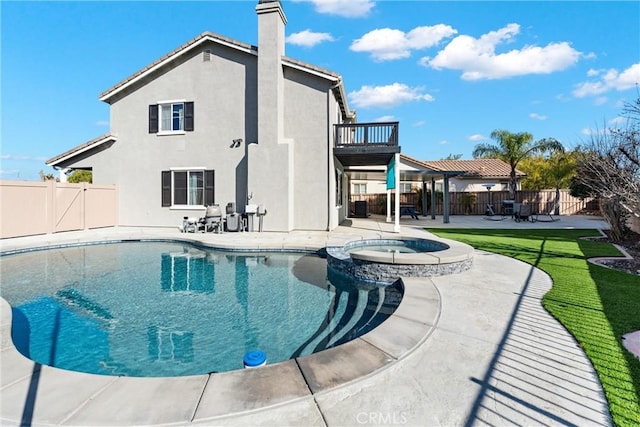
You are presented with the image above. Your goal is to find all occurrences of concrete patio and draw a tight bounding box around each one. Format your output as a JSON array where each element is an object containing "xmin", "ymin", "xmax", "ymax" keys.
[{"xmin": 0, "ymin": 215, "xmax": 613, "ymax": 426}]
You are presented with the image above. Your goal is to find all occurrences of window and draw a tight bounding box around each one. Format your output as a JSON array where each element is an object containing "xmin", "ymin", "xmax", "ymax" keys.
[
  {"xmin": 353, "ymin": 183, "xmax": 367, "ymax": 194},
  {"xmin": 162, "ymin": 169, "xmax": 214, "ymax": 207},
  {"xmin": 149, "ymin": 101, "xmax": 194, "ymax": 133},
  {"xmin": 161, "ymin": 103, "xmax": 183, "ymax": 131},
  {"xmin": 400, "ymin": 182, "xmax": 414, "ymax": 193}
]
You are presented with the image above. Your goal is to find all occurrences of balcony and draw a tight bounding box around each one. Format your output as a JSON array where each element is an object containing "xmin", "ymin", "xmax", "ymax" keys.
[{"xmin": 334, "ymin": 122, "xmax": 400, "ymax": 166}]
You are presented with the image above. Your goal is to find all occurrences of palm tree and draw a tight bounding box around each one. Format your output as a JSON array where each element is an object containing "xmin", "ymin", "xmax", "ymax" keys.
[{"xmin": 472, "ymin": 130, "xmax": 564, "ymax": 200}]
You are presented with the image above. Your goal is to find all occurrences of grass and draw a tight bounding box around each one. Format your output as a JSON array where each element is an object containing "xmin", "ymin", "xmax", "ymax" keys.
[{"xmin": 427, "ymin": 228, "xmax": 640, "ymax": 427}]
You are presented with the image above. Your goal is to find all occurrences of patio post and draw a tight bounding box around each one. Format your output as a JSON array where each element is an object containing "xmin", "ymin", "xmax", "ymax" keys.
[
  {"xmin": 386, "ymin": 189, "xmax": 391, "ymax": 222},
  {"xmin": 422, "ymin": 180, "xmax": 428, "ymax": 217},
  {"xmin": 431, "ymin": 177, "xmax": 436, "ymax": 220},
  {"xmin": 443, "ymin": 174, "xmax": 450, "ymax": 223},
  {"xmin": 394, "ymin": 152, "xmax": 400, "ymax": 233}
]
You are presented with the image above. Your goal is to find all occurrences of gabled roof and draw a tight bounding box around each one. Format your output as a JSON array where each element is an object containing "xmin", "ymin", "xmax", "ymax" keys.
[
  {"xmin": 99, "ymin": 31, "xmax": 255, "ymax": 102},
  {"xmin": 98, "ymin": 31, "xmax": 354, "ymax": 118},
  {"xmin": 46, "ymin": 134, "xmax": 117, "ymax": 167},
  {"xmin": 421, "ymin": 159, "xmax": 526, "ymax": 179}
]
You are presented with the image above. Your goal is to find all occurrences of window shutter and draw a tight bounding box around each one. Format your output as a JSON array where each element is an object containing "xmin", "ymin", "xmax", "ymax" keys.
[
  {"xmin": 161, "ymin": 171, "xmax": 171, "ymax": 206},
  {"xmin": 149, "ymin": 104, "xmax": 159, "ymax": 133},
  {"xmin": 184, "ymin": 102, "xmax": 194, "ymax": 131},
  {"xmin": 204, "ymin": 170, "xmax": 214, "ymax": 205}
]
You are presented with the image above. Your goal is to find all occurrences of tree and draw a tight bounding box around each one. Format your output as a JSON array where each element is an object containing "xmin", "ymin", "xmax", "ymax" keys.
[
  {"xmin": 39, "ymin": 170, "xmax": 57, "ymax": 182},
  {"xmin": 442, "ymin": 153, "xmax": 463, "ymax": 160},
  {"xmin": 67, "ymin": 170, "xmax": 93, "ymax": 183},
  {"xmin": 472, "ymin": 130, "xmax": 564, "ymax": 200},
  {"xmin": 518, "ymin": 156, "xmax": 549, "ymax": 190},
  {"xmin": 572, "ymin": 96, "xmax": 640, "ymax": 241},
  {"xmin": 547, "ymin": 151, "xmax": 578, "ymax": 214},
  {"xmin": 521, "ymin": 152, "xmax": 579, "ymax": 214}
]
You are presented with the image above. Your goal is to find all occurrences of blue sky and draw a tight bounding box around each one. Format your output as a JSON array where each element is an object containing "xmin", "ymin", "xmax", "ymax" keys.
[{"xmin": 2, "ymin": 0, "xmax": 639, "ymax": 181}]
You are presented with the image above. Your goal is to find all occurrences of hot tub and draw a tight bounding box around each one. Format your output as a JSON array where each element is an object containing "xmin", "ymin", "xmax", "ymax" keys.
[{"xmin": 327, "ymin": 237, "xmax": 473, "ymax": 284}]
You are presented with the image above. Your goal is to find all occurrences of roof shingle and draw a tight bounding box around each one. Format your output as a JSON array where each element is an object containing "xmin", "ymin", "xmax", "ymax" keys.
[{"xmin": 421, "ymin": 159, "xmax": 525, "ymax": 178}]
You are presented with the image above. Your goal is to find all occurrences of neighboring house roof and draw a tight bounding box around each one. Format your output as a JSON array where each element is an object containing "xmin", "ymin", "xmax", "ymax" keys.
[
  {"xmin": 399, "ymin": 154, "xmax": 469, "ymax": 176},
  {"xmin": 98, "ymin": 31, "xmax": 355, "ymax": 119},
  {"xmin": 420, "ymin": 159, "xmax": 526, "ymax": 179},
  {"xmin": 46, "ymin": 134, "xmax": 117, "ymax": 167}
]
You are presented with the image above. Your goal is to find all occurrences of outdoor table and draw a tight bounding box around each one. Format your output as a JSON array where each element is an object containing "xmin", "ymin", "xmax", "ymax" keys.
[{"xmin": 400, "ymin": 205, "xmax": 419, "ymax": 219}]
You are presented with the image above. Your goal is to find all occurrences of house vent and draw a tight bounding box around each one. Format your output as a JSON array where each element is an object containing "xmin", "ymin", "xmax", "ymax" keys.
[{"xmin": 203, "ymin": 49, "xmax": 212, "ymax": 62}]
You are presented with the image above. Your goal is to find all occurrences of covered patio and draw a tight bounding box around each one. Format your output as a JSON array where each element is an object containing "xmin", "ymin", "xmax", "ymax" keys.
[{"xmin": 341, "ymin": 153, "xmax": 465, "ymax": 228}]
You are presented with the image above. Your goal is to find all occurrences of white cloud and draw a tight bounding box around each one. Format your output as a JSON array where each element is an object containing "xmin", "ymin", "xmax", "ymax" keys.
[
  {"xmin": 573, "ymin": 63, "xmax": 640, "ymax": 97},
  {"xmin": 0, "ymin": 169, "xmax": 20, "ymax": 176},
  {"xmin": 95, "ymin": 120, "xmax": 109, "ymax": 126},
  {"xmin": 423, "ymin": 23, "xmax": 582, "ymax": 80},
  {"xmin": 468, "ymin": 134, "xmax": 487, "ymax": 141},
  {"xmin": 529, "ymin": 112, "xmax": 548, "ymax": 120},
  {"xmin": 581, "ymin": 127, "xmax": 609, "ymax": 136},
  {"xmin": 350, "ymin": 25, "xmax": 457, "ymax": 61},
  {"xmin": 348, "ymin": 83, "xmax": 434, "ymax": 109},
  {"xmin": 413, "ymin": 120, "xmax": 426, "ymax": 127},
  {"xmin": 374, "ymin": 115, "xmax": 396, "ymax": 122},
  {"xmin": 0, "ymin": 154, "xmax": 46, "ymax": 161},
  {"xmin": 286, "ymin": 29, "xmax": 335, "ymax": 48},
  {"xmin": 438, "ymin": 140, "xmax": 449, "ymax": 145},
  {"xmin": 609, "ymin": 116, "xmax": 626, "ymax": 125},
  {"xmin": 292, "ymin": 0, "xmax": 375, "ymax": 18},
  {"xmin": 594, "ymin": 96, "xmax": 608, "ymax": 105}
]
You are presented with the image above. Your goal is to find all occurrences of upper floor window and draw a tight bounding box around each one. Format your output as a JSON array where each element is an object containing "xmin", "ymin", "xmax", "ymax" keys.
[
  {"xmin": 149, "ymin": 101, "xmax": 194, "ymax": 134},
  {"xmin": 161, "ymin": 103, "xmax": 183, "ymax": 131}
]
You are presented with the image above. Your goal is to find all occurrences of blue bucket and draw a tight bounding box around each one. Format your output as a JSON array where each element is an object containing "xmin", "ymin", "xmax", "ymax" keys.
[{"xmin": 243, "ymin": 350, "xmax": 267, "ymax": 368}]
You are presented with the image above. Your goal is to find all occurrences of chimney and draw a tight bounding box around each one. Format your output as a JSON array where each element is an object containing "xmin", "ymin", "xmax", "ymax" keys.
[
  {"xmin": 249, "ymin": 1, "xmax": 293, "ymax": 231},
  {"xmin": 256, "ymin": 0, "xmax": 286, "ymax": 146}
]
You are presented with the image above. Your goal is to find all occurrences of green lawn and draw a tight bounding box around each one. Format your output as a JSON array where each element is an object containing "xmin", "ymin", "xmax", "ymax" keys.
[{"xmin": 428, "ymin": 228, "xmax": 640, "ymax": 427}]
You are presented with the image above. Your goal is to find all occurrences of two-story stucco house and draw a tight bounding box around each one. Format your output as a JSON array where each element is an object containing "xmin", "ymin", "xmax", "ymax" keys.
[{"xmin": 46, "ymin": 0, "xmax": 402, "ymax": 232}]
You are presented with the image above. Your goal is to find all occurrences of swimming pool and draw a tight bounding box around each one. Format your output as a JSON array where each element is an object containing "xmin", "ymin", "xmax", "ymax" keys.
[{"xmin": 0, "ymin": 241, "xmax": 402, "ymax": 377}]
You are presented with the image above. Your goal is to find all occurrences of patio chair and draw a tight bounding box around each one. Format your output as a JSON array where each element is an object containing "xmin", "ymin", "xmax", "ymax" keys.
[
  {"xmin": 203, "ymin": 204, "xmax": 224, "ymax": 233},
  {"xmin": 515, "ymin": 203, "xmax": 534, "ymax": 223},
  {"xmin": 534, "ymin": 202, "xmax": 560, "ymax": 222}
]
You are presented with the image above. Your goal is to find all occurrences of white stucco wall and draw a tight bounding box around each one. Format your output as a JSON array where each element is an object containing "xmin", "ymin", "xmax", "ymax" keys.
[{"xmin": 284, "ymin": 68, "xmax": 335, "ymax": 230}]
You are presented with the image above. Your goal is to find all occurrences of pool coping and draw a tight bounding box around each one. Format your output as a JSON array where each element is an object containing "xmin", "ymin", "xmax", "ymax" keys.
[{"xmin": 0, "ymin": 232, "xmax": 442, "ymax": 426}]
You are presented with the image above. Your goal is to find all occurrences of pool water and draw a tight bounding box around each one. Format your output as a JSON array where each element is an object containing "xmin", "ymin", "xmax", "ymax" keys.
[
  {"xmin": 0, "ymin": 242, "xmax": 401, "ymax": 377},
  {"xmin": 348, "ymin": 244, "xmax": 420, "ymax": 253},
  {"xmin": 345, "ymin": 239, "xmax": 447, "ymax": 255}
]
